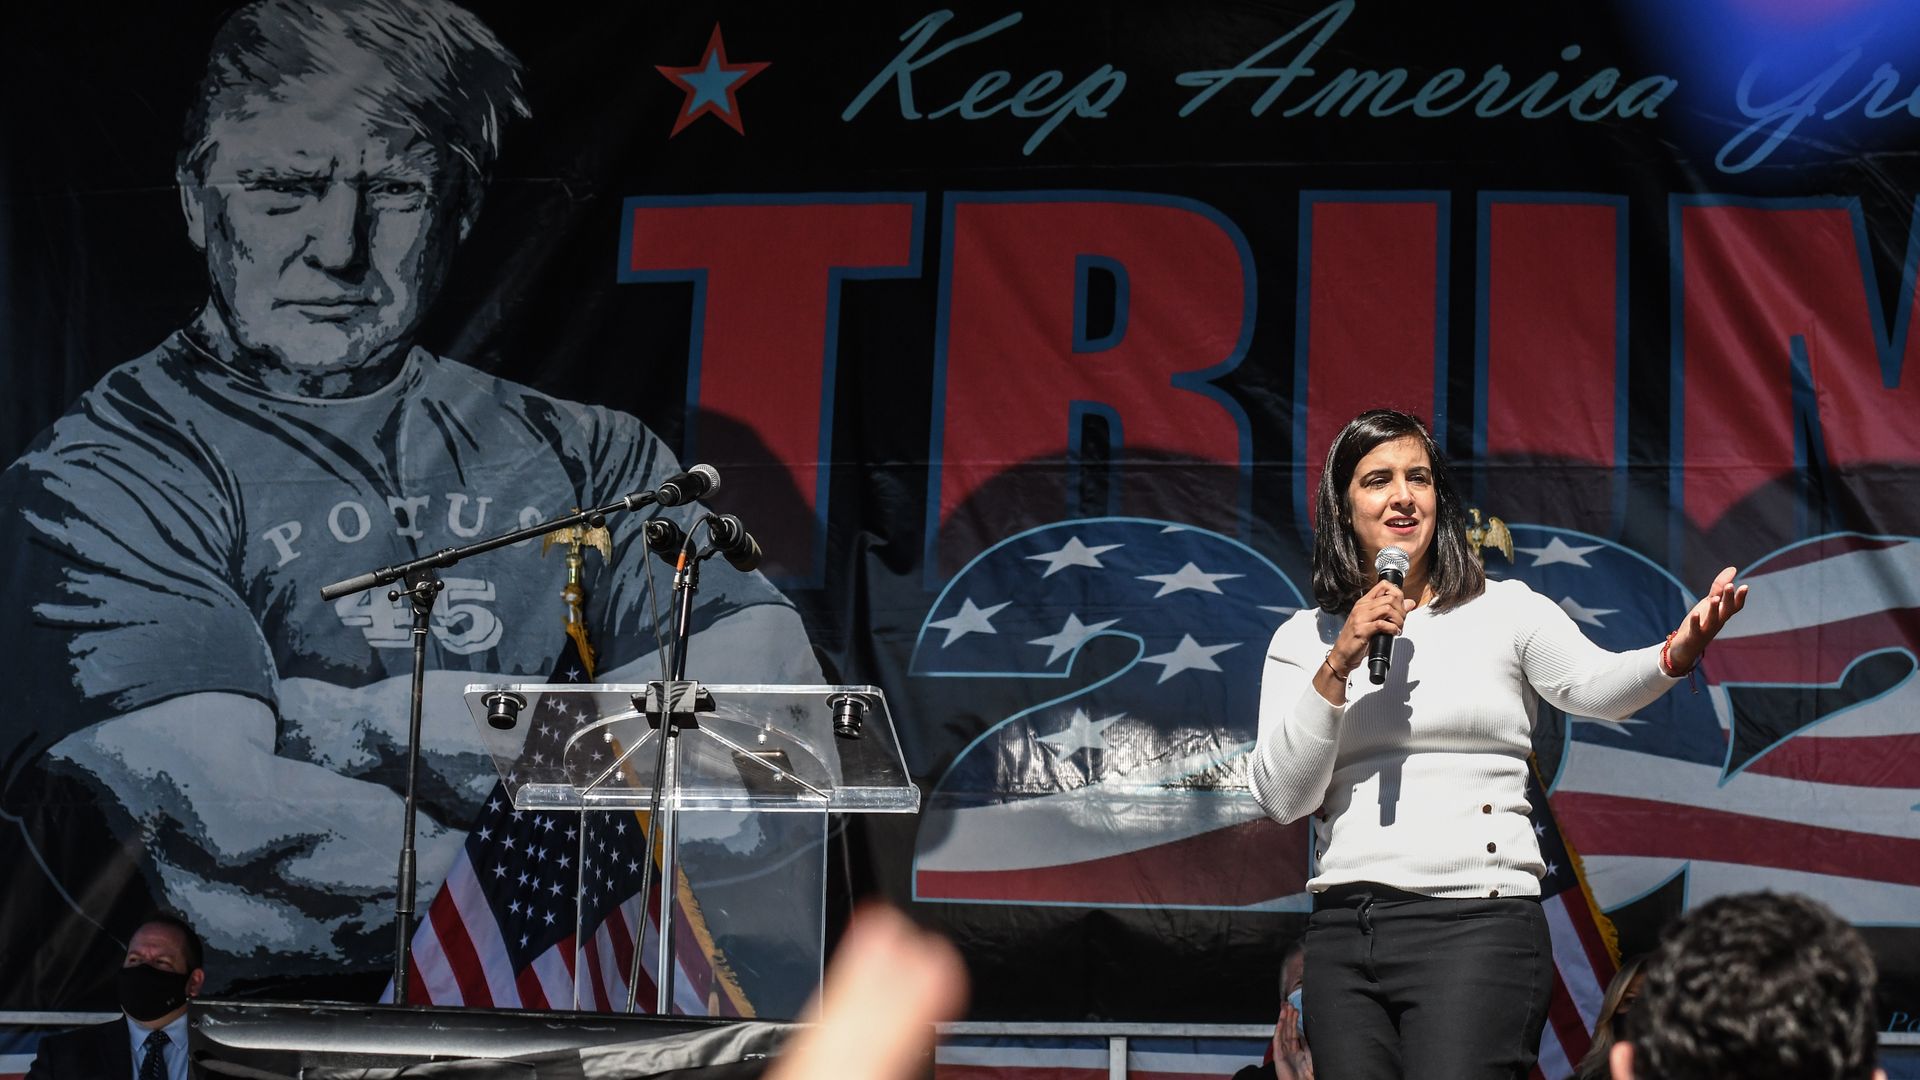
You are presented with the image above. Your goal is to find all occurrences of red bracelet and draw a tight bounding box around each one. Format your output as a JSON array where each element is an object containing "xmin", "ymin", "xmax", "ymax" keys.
[{"xmin": 1662, "ymin": 630, "xmax": 1703, "ymax": 692}]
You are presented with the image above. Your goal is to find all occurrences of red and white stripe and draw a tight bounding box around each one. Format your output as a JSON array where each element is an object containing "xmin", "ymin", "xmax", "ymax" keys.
[
  {"xmin": 914, "ymin": 780, "xmax": 1313, "ymax": 910},
  {"xmin": 397, "ymin": 848, "xmax": 719, "ymax": 1014},
  {"xmin": 1532, "ymin": 888, "xmax": 1614, "ymax": 1080}
]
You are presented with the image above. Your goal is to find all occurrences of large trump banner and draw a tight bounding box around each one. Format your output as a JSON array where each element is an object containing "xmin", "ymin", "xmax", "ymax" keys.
[{"xmin": 2, "ymin": 0, "xmax": 1917, "ymax": 1031}]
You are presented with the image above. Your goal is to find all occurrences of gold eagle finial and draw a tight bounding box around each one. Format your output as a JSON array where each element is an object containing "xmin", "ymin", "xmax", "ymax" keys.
[
  {"xmin": 1466, "ymin": 507, "xmax": 1514, "ymax": 565},
  {"xmin": 541, "ymin": 515, "xmax": 613, "ymax": 677}
]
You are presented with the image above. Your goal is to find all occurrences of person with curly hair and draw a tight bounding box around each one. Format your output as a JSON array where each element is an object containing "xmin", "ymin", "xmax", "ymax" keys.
[{"xmin": 1611, "ymin": 892, "xmax": 1883, "ymax": 1080}]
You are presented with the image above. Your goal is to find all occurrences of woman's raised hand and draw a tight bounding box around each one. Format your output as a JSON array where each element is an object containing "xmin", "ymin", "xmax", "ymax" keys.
[{"xmin": 1665, "ymin": 566, "xmax": 1749, "ymax": 674}]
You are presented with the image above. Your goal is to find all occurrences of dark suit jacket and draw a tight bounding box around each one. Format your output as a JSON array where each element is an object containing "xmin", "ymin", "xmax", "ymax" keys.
[{"xmin": 25, "ymin": 1018, "xmax": 131, "ymax": 1080}]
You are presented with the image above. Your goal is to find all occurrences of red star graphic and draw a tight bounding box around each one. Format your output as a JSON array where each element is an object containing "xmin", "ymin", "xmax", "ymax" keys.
[{"xmin": 655, "ymin": 25, "xmax": 770, "ymax": 138}]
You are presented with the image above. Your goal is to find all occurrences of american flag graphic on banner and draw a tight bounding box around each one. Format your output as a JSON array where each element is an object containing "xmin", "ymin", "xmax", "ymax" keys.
[
  {"xmin": 909, "ymin": 518, "xmax": 1306, "ymax": 910},
  {"xmin": 1501, "ymin": 527, "xmax": 1920, "ymax": 926},
  {"xmin": 396, "ymin": 633, "xmax": 749, "ymax": 1014},
  {"xmin": 1523, "ymin": 760, "xmax": 1616, "ymax": 1080}
]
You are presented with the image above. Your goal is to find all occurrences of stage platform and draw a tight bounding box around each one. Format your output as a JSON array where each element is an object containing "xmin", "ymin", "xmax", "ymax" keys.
[{"xmin": 2, "ymin": 1011, "xmax": 1915, "ymax": 1078}]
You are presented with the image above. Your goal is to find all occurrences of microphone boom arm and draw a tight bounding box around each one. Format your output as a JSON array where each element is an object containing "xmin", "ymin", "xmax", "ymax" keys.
[{"xmin": 319, "ymin": 488, "xmax": 661, "ymax": 602}]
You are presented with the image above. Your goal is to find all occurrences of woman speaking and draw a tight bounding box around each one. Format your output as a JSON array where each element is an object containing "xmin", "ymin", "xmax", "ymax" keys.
[{"xmin": 1251, "ymin": 409, "xmax": 1747, "ymax": 1080}]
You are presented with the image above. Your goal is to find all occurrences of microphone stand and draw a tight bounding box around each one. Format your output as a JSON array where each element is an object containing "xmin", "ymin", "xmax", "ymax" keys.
[
  {"xmin": 319, "ymin": 488, "xmax": 664, "ymax": 1005},
  {"xmin": 608, "ymin": 515, "xmax": 794, "ymax": 1014},
  {"xmin": 624, "ymin": 526, "xmax": 708, "ymax": 1013},
  {"xmin": 391, "ymin": 567, "xmax": 441, "ymax": 1006}
]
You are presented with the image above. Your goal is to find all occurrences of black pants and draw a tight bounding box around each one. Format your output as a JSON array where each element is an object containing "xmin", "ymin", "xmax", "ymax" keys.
[{"xmin": 1302, "ymin": 883, "xmax": 1553, "ymax": 1080}]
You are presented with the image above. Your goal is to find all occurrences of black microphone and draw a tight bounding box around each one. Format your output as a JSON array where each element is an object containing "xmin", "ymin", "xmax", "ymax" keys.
[
  {"xmin": 1367, "ymin": 546, "xmax": 1411, "ymax": 685},
  {"xmin": 320, "ymin": 570, "xmax": 382, "ymax": 602},
  {"xmin": 705, "ymin": 514, "xmax": 763, "ymax": 572},
  {"xmin": 655, "ymin": 464, "xmax": 720, "ymax": 507},
  {"xmin": 642, "ymin": 517, "xmax": 685, "ymax": 561}
]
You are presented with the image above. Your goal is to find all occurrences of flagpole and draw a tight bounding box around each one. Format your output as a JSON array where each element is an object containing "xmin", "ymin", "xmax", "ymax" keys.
[{"xmin": 546, "ymin": 524, "xmax": 607, "ymax": 1013}]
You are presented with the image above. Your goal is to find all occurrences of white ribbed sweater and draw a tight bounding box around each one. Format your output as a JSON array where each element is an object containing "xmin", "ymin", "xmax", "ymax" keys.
[{"xmin": 1250, "ymin": 578, "xmax": 1680, "ymax": 898}]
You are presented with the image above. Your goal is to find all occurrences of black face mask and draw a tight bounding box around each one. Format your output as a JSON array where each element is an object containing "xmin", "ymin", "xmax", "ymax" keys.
[{"xmin": 116, "ymin": 963, "xmax": 190, "ymax": 1023}]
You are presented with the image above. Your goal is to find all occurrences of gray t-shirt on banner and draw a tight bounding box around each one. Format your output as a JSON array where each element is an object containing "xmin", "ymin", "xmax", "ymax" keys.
[{"xmin": 0, "ymin": 330, "xmax": 793, "ymax": 773}]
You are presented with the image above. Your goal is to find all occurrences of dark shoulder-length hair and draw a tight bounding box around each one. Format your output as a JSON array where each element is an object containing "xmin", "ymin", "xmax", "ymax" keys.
[{"xmin": 1310, "ymin": 408, "xmax": 1485, "ymax": 614}]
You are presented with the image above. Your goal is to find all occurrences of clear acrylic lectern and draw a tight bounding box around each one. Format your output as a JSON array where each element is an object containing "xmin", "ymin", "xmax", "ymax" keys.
[{"xmin": 463, "ymin": 682, "xmax": 917, "ymax": 1019}]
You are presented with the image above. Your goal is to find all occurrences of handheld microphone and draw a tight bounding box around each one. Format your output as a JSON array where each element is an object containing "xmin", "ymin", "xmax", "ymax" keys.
[
  {"xmin": 655, "ymin": 464, "xmax": 720, "ymax": 507},
  {"xmin": 1368, "ymin": 546, "xmax": 1411, "ymax": 685},
  {"xmin": 705, "ymin": 514, "xmax": 763, "ymax": 572}
]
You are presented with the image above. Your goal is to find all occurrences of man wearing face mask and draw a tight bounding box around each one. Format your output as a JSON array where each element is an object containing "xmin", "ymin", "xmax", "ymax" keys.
[
  {"xmin": 1235, "ymin": 938, "xmax": 1313, "ymax": 1080},
  {"xmin": 27, "ymin": 913, "xmax": 205, "ymax": 1080}
]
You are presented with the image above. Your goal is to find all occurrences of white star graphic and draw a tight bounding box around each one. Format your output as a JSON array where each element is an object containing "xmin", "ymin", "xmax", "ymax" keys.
[
  {"xmin": 1028, "ymin": 613, "xmax": 1121, "ymax": 665},
  {"xmin": 566, "ymin": 666, "xmax": 583, "ymax": 680},
  {"xmin": 927, "ymin": 597, "xmax": 1012, "ymax": 647},
  {"xmin": 1038, "ymin": 708, "xmax": 1125, "ymax": 755},
  {"xmin": 1544, "ymin": 860, "xmax": 1560, "ymax": 879},
  {"xmin": 1571, "ymin": 714, "xmax": 1646, "ymax": 736},
  {"xmin": 1137, "ymin": 562, "xmax": 1244, "ymax": 598},
  {"xmin": 1557, "ymin": 596, "xmax": 1619, "ymax": 627},
  {"xmin": 1026, "ymin": 535, "xmax": 1122, "ymax": 577},
  {"xmin": 1139, "ymin": 635, "xmax": 1240, "ymax": 683},
  {"xmin": 1516, "ymin": 537, "xmax": 1604, "ymax": 567}
]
